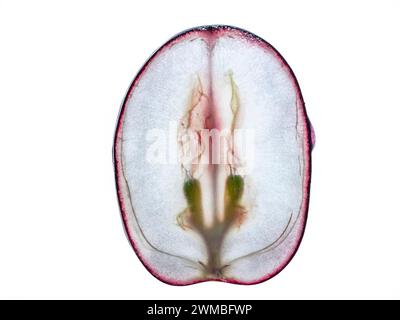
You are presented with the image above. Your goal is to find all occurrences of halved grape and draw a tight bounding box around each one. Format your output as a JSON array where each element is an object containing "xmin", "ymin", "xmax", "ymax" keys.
[{"xmin": 114, "ymin": 25, "xmax": 313, "ymax": 285}]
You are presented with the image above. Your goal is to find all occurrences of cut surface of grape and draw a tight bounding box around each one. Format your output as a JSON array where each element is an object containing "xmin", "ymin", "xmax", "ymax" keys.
[{"xmin": 114, "ymin": 25, "xmax": 312, "ymax": 285}]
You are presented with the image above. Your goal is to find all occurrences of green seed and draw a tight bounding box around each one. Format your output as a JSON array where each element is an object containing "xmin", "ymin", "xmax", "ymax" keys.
[
  {"xmin": 226, "ymin": 175, "xmax": 244, "ymax": 205},
  {"xmin": 183, "ymin": 179, "xmax": 203, "ymax": 227}
]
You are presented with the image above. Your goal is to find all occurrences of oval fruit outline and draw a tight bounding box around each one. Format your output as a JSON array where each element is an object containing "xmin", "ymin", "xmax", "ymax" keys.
[{"xmin": 114, "ymin": 25, "xmax": 313, "ymax": 285}]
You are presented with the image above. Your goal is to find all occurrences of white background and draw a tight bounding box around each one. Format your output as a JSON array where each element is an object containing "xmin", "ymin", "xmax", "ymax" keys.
[{"xmin": 1, "ymin": 0, "xmax": 399, "ymax": 299}]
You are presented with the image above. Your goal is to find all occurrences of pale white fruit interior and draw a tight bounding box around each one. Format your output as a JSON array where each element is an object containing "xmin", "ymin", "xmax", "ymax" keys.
[{"xmin": 118, "ymin": 33, "xmax": 306, "ymax": 283}]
